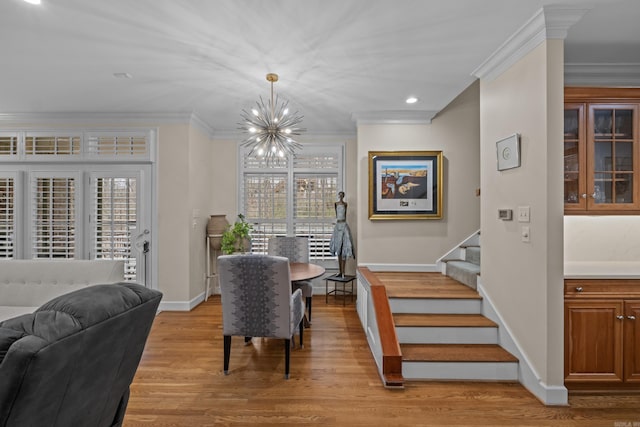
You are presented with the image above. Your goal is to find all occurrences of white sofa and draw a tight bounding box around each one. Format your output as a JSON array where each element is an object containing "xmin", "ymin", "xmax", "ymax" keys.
[{"xmin": 0, "ymin": 259, "xmax": 125, "ymax": 322}]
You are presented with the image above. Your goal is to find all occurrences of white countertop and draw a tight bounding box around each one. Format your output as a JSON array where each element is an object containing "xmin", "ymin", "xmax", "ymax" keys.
[{"xmin": 564, "ymin": 261, "xmax": 640, "ymax": 279}]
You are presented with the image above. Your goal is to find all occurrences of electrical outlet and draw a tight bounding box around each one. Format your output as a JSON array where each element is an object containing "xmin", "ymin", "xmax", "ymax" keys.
[
  {"xmin": 521, "ymin": 226, "xmax": 530, "ymax": 243},
  {"xmin": 518, "ymin": 206, "xmax": 530, "ymax": 223}
]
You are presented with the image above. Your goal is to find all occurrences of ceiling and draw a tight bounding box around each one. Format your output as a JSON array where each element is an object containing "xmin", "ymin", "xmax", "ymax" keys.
[{"xmin": 1, "ymin": 0, "xmax": 639, "ymax": 137}]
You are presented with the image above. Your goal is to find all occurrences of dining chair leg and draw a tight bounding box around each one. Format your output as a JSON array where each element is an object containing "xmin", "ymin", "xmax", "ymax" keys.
[
  {"xmin": 223, "ymin": 335, "xmax": 231, "ymax": 375},
  {"xmin": 306, "ymin": 297, "xmax": 312, "ymax": 322},
  {"xmin": 284, "ymin": 339, "xmax": 291, "ymax": 379},
  {"xmin": 299, "ymin": 320, "xmax": 304, "ymax": 348},
  {"xmin": 244, "ymin": 336, "xmax": 252, "ymax": 345}
]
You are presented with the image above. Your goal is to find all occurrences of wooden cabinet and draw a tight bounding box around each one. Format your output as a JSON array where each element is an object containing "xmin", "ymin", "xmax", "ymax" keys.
[
  {"xmin": 564, "ymin": 88, "xmax": 640, "ymax": 214},
  {"xmin": 564, "ymin": 279, "xmax": 640, "ymax": 390}
]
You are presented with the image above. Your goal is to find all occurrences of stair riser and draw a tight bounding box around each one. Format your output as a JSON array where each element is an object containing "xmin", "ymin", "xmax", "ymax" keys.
[
  {"xmin": 464, "ymin": 247, "xmax": 481, "ymax": 265},
  {"xmin": 402, "ymin": 361, "xmax": 518, "ymax": 381},
  {"xmin": 389, "ymin": 298, "xmax": 482, "ymax": 314},
  {"xmin": 396, "ymin": 327, "xmax": 498, "ymax": 344}
]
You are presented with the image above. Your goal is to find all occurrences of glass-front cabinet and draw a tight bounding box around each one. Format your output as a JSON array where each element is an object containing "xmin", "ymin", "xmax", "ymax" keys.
[
  {"xmin": 564, "ymin": 88, "xmax": 640, "ymax": 214},
  {"xmin": 564, "ymin": 104, "xmax": 586, "ymax": 210}
]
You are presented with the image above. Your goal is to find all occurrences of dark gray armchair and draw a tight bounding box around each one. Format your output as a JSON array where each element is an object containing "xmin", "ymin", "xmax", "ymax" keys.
[{"xmin": 0, "ymin": 282, "xmax": 162, "ymax": 427}]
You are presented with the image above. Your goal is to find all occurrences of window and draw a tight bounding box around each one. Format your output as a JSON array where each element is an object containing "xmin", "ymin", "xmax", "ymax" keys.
[
  {"xmin": 0, "ymin": 129, "xmax": 154, "ymax": 283},
  {"xmin": 0, "ymin": 175, "xmax": 15, "ymax": 258},
  {"xmin": 240, "ymin": 144, "xmax": 343, "ymax": 261},
  {"xmin": 31, "ymin": 173, "xmax": 78, "ymax": 258},
  {"xmin": 91, "ymin": 175, "xmax": 139, "ymax": 279}
]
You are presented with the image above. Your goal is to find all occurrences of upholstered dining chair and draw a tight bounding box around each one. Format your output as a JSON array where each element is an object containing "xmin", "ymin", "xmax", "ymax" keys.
[
  {"xmin": 217, "ymin": 254, "xmax": 305, "ymax": 379},
  {"xmin": 267, "ymin": 236, "xmax": 314, "ymax": 322}
]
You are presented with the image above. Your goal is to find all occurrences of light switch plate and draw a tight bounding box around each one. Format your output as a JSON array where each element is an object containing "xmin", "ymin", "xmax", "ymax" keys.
[{"xmin": 518, "ymin": 206, "xmax": 530, "ymax": 223}]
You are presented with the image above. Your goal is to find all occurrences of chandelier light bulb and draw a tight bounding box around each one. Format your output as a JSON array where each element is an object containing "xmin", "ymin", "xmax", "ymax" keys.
[
  {"xmin": 249, "ymin": 127, "xmax": 256, "ymax": 133},
  {"xmin": 284, "ymin": 128, "xmax": 292, "ymax": 134},
  {"xmin": 252, "ymin": 108, "xmax": 259, "ymax": 116}
]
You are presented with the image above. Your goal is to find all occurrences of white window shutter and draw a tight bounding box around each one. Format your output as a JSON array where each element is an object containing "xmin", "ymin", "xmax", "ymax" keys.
[
  {"xmin": 30, "ymin": 173, "xmax": 78, "ymax": 258},
  {"xmin": 0, "ymin": 175, "xmax": 15, "ymax": 258}
]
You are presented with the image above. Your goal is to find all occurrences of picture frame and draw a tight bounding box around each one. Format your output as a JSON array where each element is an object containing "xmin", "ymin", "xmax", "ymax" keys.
[
  {"xmin": 496, "ymin": 133, "xmax": 520, "ymax": 171},
  {"xmin": 368, "ymin": 150, "xmax": 443, "ymax": 220}
]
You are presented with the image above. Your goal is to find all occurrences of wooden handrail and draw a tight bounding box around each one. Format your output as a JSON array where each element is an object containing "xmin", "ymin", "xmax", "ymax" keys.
[{"xmin": 358, "ymin": 267, "xmax": 403, "ymax": 388}]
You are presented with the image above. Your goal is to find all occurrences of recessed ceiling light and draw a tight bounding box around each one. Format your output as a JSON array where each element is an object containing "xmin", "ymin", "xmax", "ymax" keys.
[
  {"xmin": 23, "ymin": 0, "xmax": 41, "ymax": 4},
  {"xmin": 406, "ymin": 96, "xmax": 418, "ymax": 104},
  {"xmin": 113, "ymin": 72, "xmax": 133, "ymax": 79}
]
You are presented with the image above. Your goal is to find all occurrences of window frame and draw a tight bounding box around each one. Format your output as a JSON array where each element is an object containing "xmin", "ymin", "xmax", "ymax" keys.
[{"xmin": 238, "ymin": 142, "xmax": 345, "ymax": 265}]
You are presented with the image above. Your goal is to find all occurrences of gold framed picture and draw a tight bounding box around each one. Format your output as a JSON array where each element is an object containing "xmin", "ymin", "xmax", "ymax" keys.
[{"xmin": 368, "ymin": 150, "xmax": 443, "ymax": 220}]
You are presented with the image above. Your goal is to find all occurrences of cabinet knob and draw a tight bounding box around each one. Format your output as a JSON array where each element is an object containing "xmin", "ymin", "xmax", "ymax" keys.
[
  {"xmin": 617, "ymin": 315, "xmax": 625, "ymax": 320},
  {"xmin": 581, "ymin": 193, "xmax": 587, "ymax": 199},
  {"xmin": 575, "ymin": 286, "xmax": 583, "ymax": 292},
  {"xmin": 628, "ymin": 316, "xmax": 637, "ymax": 320}
]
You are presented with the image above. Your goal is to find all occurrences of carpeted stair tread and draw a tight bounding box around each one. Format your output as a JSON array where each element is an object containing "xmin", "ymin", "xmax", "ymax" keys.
[
  {"xmin": 401, "ymin": 344, "xmax": 518, "ymax": 363},
  {"xmin": 394, "ymin": 313, "xmax": 497, "ymax": 328}
]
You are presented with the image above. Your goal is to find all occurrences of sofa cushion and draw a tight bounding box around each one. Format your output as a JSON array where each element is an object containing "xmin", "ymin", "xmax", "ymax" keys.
[
  {"xmin": 0, "ymin": 259, "xmax": 125, "ymax": 307},
  {"xmin": 0, "ymin": 307, "xmax": 37, "ymax": 323}
]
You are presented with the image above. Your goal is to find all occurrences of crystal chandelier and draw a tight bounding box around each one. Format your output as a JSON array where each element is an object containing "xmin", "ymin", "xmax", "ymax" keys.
[{"xmin": 239, "ymin": 73, "xmax": 305, "ymax": 161}]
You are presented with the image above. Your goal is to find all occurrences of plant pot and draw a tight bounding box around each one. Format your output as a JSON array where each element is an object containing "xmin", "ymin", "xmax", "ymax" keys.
[{"xmin": 207, "ymin": 214, "xmax": 228, "ymax": 251}]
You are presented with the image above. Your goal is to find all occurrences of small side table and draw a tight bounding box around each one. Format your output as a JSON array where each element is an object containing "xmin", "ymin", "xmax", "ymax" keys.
[{"xmin": 325, "ymin": 274, "xmax": 356, "ymax": 305}]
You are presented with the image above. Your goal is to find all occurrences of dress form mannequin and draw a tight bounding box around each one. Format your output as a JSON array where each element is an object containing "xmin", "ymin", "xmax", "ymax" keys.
[{"xmin": 329, "ymin": 191, "xmax": 355, "ymax": 277}]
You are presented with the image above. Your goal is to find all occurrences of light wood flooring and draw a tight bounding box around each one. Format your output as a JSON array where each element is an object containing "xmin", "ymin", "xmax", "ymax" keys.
[{"xmin": 124, "ymin": 283, "xmax": 640, "ymax": 426}]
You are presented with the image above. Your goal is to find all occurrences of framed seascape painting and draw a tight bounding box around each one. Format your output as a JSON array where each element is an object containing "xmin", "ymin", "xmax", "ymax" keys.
[{"xmin": 368, "ymin": 150, "xmax": 443, "ymax": 220}]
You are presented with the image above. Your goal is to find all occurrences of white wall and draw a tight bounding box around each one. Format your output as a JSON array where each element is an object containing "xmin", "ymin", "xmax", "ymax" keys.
[
  {"xmin": 479, "ymin": 40, "xmax": 565, "ymax": 395},
  {"xmin": 356, "ymin": 81, "xmax": 481, "ymax": 268},
  {"xmin": 188, "ymin": 124, "xmax": 214, "ymax": 302}
]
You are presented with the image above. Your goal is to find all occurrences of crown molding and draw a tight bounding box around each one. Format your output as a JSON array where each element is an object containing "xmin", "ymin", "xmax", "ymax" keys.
[
  {"xmin": 564, "ymin": 63, "xmax": 640, "ymax": 86},
  {"xmin": 351, "ymin": 110, "xmax": 439, "ymax": 126},
  {"xmin": 473, "ymin": 5, "xmax": 591, "ymax": 82},
  {"xmin": 0, "ymin": 111, "xmax": 218, "ymax": 138}
]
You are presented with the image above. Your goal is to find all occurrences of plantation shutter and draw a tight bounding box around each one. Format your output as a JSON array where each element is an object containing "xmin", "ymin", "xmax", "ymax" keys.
[
  {"xmin": 90, "ymin": 175, "xmax": 139, "ymax": 280},
  {"xmin": 0, "ymin": 175, "xmax": 15, "ymax": 258},
  {"xmin": 31, "ymin": 173, "xmax": 79, "ymax": 258},
  {"xmin": 240, "ymin": 144, "xmax": 343, "ymax": 260}
]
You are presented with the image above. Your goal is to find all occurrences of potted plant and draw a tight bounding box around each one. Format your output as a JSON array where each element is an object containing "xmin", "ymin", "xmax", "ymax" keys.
[{"xmin": 220, "ymin": 214, "xmax": 253, "ymax": 254}]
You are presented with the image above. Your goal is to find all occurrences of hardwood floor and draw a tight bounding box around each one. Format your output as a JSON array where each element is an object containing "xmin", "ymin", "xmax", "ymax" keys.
[{"xmin": 124, "ymin": 295, "xmax": 640, "ymax": 426}]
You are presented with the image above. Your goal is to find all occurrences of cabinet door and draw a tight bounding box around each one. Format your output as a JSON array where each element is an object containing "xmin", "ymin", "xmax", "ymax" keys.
[
  {"xmin": 587, "ymin": 104, "xmax": 640, "ymax": 211},
  {"xmin": 564, "ymin": 104, "xmax": 587, "ymax": 210},
  {"xmin": 624, "ymin": 300, "xmax": 640, "ymax": 383},
  {"xmin": 565, "ymin": 300, "xmax": 624, "ymax": 383}
]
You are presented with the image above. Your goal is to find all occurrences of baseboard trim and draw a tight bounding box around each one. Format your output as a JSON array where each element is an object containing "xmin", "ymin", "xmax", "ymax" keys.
[
  {"xmin": 359, "ymin": 263, "xmax": 438, "ymax": 272},
  {"xmin": 159, "ymin": 293, "xmax": 204, "ymax": 312},
  {"xmin": 477, "ymin": 279, "xmax": 568, "ymax": 406}
]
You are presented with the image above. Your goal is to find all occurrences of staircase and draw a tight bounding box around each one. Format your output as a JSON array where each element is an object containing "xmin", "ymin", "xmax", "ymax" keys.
[
  {"xmin": 383, "ymin": 273, "xmax": 518, "ymax": 381},
  {"xmin": 376, "ymin": 232, "xmax": 518, "ymax": 382}
]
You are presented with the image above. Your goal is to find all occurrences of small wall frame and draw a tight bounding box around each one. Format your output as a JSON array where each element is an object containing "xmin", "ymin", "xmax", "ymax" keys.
[{"xmin": 496, "ymin": 133, "xmax": 521, "ymax": 171}]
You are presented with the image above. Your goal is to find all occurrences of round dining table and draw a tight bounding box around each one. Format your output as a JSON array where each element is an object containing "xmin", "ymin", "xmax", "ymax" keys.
[{"xmin": 289, "ymin": 262, "xmax": 325, "ymax": 282}]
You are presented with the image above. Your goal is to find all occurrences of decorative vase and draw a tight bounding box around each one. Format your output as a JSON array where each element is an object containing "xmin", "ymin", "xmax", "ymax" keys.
[{"xmin": 207, "ymin": 214, "xmax": 228, "ymax": 251}]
